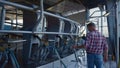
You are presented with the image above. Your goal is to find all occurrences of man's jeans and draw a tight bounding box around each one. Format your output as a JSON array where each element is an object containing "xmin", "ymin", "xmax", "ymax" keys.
[{"xmin": 87, "ymin": 53, "xmax": 104, "ymax": 68}]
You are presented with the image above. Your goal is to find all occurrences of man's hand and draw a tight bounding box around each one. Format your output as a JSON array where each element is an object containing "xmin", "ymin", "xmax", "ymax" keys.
[
  {"xmin": 103, "ymin": 54, "xmax": 108, "ymax": 62},
  {"xmin": 72, "ymin": 45, "xmax": 78, "ymax": 49},
  {"xmin": 103, "ymin": 49, "xmax": 108, "ymax": 62}
]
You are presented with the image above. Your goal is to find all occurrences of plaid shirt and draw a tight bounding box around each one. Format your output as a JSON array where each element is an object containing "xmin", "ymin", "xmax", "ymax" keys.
[{"xmin": 85, "ymin": 30, "xmax": 108, "ymax": 54}]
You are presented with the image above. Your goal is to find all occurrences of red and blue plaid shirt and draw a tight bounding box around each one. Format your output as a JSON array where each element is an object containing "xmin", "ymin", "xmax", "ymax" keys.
[{"xmin": 85, "ymin": 30, "xmax": 108, "ymax": 54}]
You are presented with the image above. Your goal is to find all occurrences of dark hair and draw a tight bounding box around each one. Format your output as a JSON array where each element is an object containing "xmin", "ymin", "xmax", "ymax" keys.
[{"xmin": 87, "ymin": 22, "xmax": 95, "ymax": 27}]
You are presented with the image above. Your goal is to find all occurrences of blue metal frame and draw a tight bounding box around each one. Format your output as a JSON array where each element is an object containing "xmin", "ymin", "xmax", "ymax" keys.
[
  {"xmin": 0, "ymin": 0, "xmax": 85, "ymax": 67},
  {"xmin": 0, "ymin": 5, "xmax": 5, "ymax": 30},
  {"xmin": 106, "ymin": 0, "xmax": 116, "ymax": 58},
  {"xmin": 0, "ymin": 48, "xmax": 20, "ymax": 68}
]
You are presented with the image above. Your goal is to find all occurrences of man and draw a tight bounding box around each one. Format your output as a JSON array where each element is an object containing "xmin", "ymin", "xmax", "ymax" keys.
[{"xmin": 73, "ymin": 23, "xmax": 108, "ymax": 68}]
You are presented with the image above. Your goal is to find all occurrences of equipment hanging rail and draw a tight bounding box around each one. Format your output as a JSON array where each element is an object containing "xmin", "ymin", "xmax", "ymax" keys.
[{"xmin": 0, "ymin": 30, "xmax": 79, "ymax": 35}]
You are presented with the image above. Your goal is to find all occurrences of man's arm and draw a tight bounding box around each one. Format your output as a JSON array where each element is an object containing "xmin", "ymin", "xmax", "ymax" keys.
[
  {"xmin": 73, "ymin": 33, "xmax": 91, "ymax": 49},
  {"xmin": 103, "ymin": 37, "xmax": 108, "ymax": 62},
  {"xmin": 72, "ymin": 45, "xmax": 85, "ymax": 49}
]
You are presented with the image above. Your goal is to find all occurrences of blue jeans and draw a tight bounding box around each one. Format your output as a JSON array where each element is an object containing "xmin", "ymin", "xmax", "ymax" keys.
[{"xmin": 87, "ymin": 53, "xmax": 104, "ymax": 68}]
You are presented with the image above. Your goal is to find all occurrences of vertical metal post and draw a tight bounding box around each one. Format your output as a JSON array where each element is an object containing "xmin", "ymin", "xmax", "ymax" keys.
[
  {"xmin": 28, "ymin": 0, "xmax": 45, "ymax": 60},
  {"xmin": 70, "ymin": 23, "xmax": 74, "ymax": 33},
  {"xmin": 33, "ymin": 0, "xmax": 44, "ymax": 32},
  {"xmin": 97, "ymin": 19, "xmax": 99, "ymax": 31},
  {"xmin": 11, "ymin": 19, "xmax": 13, "ymax": 30},
  {"xmin": 40, "ymin": 0, "xmax": 44, "ymax": 32},
  {"xmin": 76, "ymin": 26, "xmax": 79, "ymax": 35},
  {"xmin": 59, "ymin": 19, "xmax": 62, "ymax": 33},
  {"xmin": 0, "ymin": 6, "xmax": 6, "ymax": 30},
  {"xmin": 16, "ymin": 9, "xmax": 18, "ymax": 30},
  {"xmin": 85, "ymin": 9, "xmax": 90, "ymax": 33},
  {"xmin": 42, "ymin": 17, "xmax": 47, "ymax": 32},
  {"xmin": 101, "ymin": 10, "xmax": 103, "ymax": 34},
  {"xmin": 59, "ymin": 19, "xmax": 64, "ymax": 33},
  {"xmin": 28, "ymin": 36, "xmax": 33, "ymax": 60},
  {"xmin": 116, "ymin": 1, "xmax": 120, "ymax": 68},
  {"xmin": 106, "ymin": 1, "xmax": 117, "ymax": 62}
]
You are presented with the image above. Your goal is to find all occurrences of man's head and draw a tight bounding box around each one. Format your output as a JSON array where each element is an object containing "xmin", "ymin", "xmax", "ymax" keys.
[{"xmin": 87, "ymin": 22, "xmax": 96, "ymax": 32}]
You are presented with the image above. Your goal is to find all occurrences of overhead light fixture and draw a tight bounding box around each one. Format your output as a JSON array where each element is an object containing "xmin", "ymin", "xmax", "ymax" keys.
[{"xmin": 104, "ymin": 11, "xmax": 110, "ymax": 17}]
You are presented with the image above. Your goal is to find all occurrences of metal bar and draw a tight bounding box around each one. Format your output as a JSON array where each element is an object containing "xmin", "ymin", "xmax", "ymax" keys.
[
  {"xmin": 0, "ymin": 52, "xmax": 2, "ymax": 61},
  {"xmin": 34, "ymin": 32, "xmax": 79, "ymax": 35},
  {"xmin": 0, "ymin": 6, "xmax": 6, "ymax": 30},
  {"xmin": 116, "ymin": 2, "xmax": 120, "ymax": 68},
  {"xmin": 89, "ymin": 10, "xmax": 108, "ymax": 18},
  {"xmin": 43, "ymin": 11, "xmax": 80, "ymax": 25},
  {"xmin": 6, "ymin": 12, "xmax": 23, "ymax": 15},
  {"xmin": 5, "ymin": 22, "xmax": 23, "ymax": 26},
  {"xmin": 40, "ymin": 0, "xmax": 44, "ymax": 32},
  {"xmin": 101, "ymin": 10, "xmax": 103, "ymax": 34},
  {"xmin": 76, "ymin": 26, "xmax": 79, "ymax": 34},
  {"xmin": 15, "ymin": 9, "xmax": 18, "ymax": 30},
  {"xmin": 28, "ymin": 36, "xmax": 33, "ymax": 60},
  {"xmin": 85, "ymin": 9, "xmax": 89, "ymax": 33},
  {"xmin": 90, "ymin": 16, "xmax": 106, "ymax": 18},
  {"xmin": 97, "ymin": 19, "xmax": 99, "ymax": 31},
  {"xmin": 0, "ymin": 30, "xmax": 32, "ymax": 34},
  {"xmin": 0, "ymin": 0, "xmax": 34, "ymax": 11},
  {"xmin": 54, "ymin": 46, "xmax": 67, "ymax": 68},
  {"xmin": 89, "ymin": 10, "xmax": 100, "ymax": 17},
  {"xmin": 33, "ymin": 0, "xmax": 44, "ymax": 31},
  {"xmin": 28, "ymin": 0, "xmax": 44, "ymax": 61},
  {"xmin": 11, "ymin": 19, "xmax": 14, "ymax": 29},
  {"xmin": 73, "ymin": 49, "xmax": 81, "ymax": 65},
  {"xmin": 2, "ymin": 51, "xmax": 8, "ymax": 68},
  {"xmin": 9, "ymin": 51, "xmax": 18, "ymax": 68},
  {"xmin": 0, "ymin": 30, "xmax": 79, "ymax": 35},
  {"xmin": 59, "ymin": 19, "xmax": 63, "ymax": 33},
  {"xmin": 58, "ymin": 18, "xmax": 65, "ymax": 37},
  {"xmin": 70, "ymin": 23, "xmax": 73, "ymax": 33},
  {"xmin": 8, "ymin": 40, "xmax": 26, "ymax": 43},
  {"xmin": 62, "ymin": 21, "xmax": 65, "ymax": 32},
  {"xmin": 10, "ymin": 50, "xmax": 20, "ymax": 68},
  {"xmin": 58, "ymin": 18, "xmax": 65, "ymax": 38},
  {"xmin": 42, "ymin": 17, "xmax": 47, "ymax": 32}
]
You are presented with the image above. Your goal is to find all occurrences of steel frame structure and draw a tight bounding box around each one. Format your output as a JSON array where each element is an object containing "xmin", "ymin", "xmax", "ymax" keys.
[
  {"xmin": 0, "ymin": 5, "xmax": 5, "ymax": 30},
  {"xmin": 0, "ymin": 0, "xmax": 81, "ymax": 35},
  {"xmin": 116, "ymin": 1, "xmax": 120, "ymax": 67},
  {"xmin": 0, "ymin": 0, "xmax": 84, "ymax": 67}
]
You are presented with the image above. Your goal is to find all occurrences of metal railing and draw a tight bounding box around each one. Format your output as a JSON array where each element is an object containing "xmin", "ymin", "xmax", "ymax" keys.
[
  {"xmin": 0, "ymin": 0, "xmax": 81, "ymax": 36},
  {"xmin": 0, "ymin": 0, "xmax": 85, "ymax": 68}
]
